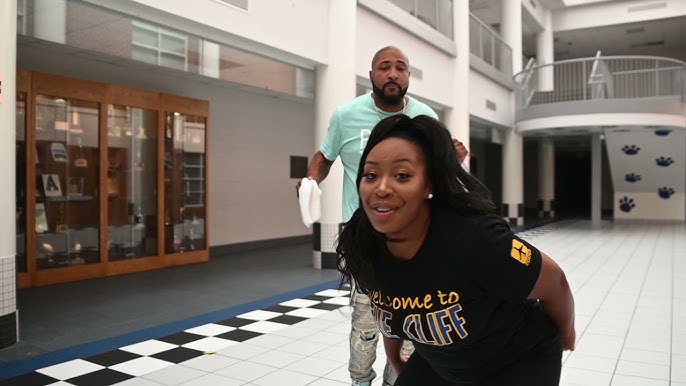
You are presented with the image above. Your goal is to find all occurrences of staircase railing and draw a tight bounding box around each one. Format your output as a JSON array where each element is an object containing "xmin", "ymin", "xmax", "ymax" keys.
[
  {"xmin": 517, "ymin": 57, "xmax": 537, "ymax": 107},
  {"xmin": 513, "ymin": 55, "xmax": 686, "ymax": 112}
]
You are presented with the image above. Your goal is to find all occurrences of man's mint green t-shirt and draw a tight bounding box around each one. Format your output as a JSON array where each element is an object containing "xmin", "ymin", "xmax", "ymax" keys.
[{"xmin": 319, "ymin": 93, "xmax": 437, "ymax": 222}]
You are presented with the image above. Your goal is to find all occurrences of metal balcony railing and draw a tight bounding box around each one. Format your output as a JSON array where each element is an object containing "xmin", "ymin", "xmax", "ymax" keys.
[
  {"xmin": 514, "ymin": 54, "xmax": 686, "ymax": 112},
  {"xmin": 387, "ymin": 0, "xmax": 454, "ymax": 38},
  {"xmin": 469, "ymin": 13, "xmax": 512, "ymax": 76}
]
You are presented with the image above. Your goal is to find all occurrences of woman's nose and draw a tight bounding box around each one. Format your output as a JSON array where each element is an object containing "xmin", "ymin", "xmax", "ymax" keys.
[{"xmin": 374, "ymin": 177, "xmax": 392, "ymax": 197}]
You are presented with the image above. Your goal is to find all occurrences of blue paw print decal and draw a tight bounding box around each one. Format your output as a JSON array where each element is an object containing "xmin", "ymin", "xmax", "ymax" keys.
[
  {"xmin": 621, "ymin": 145, "xmax": 640, "ymax": 155},
  {"xmin": 655, "ymin": 156, "xmax": 674, "ymax": 167},
  {"xmin": 624, "ymin": 173, "xmax": 641, "ymax": 183},
  {"xmin": 654, "ymin": 128, "xmax": 672, "ymax": 136},
  {"xmin": 658, "ymin": 187, "xmax": 675, "ymax": 199},
  {"xmin": 618, "ymin": 196, "xmax": 635, "ymax": 212}
]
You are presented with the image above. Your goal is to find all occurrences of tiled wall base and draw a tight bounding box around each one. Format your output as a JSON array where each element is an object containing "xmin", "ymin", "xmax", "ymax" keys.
[
  {"xmin": 312, "ymin": 222, "xmax": 342, "ymax": 269},
  {"xmin": 0, "ymin": 311, "xmax": 17, "ymax": 349},
  {"xmin": 0, "ymin": 254, "xmax": 17, "ymax": 349}
]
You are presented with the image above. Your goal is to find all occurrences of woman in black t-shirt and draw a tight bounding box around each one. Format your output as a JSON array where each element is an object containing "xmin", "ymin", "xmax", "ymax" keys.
[{"xmin": 336, "ymin": 115, "xmax": 575, "ymax": 385}]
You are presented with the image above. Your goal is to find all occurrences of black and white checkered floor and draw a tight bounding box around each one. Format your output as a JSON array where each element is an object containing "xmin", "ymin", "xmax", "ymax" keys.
[{"xmin": 2, "ymin": 287, "xmax": 360, "ymax": 386}]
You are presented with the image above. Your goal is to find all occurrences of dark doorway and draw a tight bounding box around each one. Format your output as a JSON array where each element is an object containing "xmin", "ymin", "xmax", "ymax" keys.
[
  {"xmin": 555, "ymin": 149, "xmax": 591, "ymax": 218},
  {"xmin": 483, "ymin": 142, "xmax": 503, "ymax": 208}
]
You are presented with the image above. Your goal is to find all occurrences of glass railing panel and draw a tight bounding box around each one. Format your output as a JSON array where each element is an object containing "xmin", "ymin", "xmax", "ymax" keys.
[
  {"xmin": 469, "ymin": 13, "xmax": 512, "ymax": 76},
  {"xmin": 387, "ymin": 0, "xmax": 454, "ymax": 39}
]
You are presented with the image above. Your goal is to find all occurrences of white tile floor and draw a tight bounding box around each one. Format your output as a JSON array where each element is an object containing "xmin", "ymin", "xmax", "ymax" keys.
[
  {"xmin": 527, "ymin": 220, "xmax": 686, "ymax": 386},
  {"xmin": 5, "ymin": 220, "xmax": 686, "ymax": 385}
]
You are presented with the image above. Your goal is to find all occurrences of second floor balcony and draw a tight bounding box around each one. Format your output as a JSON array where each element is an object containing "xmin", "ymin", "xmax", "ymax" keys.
[{"xmin": 513, "ymin": 54, "xmax": 686, "ymax": 134}]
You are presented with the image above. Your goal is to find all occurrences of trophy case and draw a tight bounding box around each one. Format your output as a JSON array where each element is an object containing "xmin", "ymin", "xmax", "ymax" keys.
[{"xmin": 16, "ymin": 71, "xmax": 209, "ymax": 288}]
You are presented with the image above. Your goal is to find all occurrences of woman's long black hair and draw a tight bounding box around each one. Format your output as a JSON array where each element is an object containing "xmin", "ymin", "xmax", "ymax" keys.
[{"xmin": 336, "ymin": 114, "xmax": 496, "ymax": 294}]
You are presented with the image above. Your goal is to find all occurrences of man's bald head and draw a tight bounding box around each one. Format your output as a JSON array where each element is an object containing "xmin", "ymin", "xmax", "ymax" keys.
[{"xmin": 371, "ymin": 46, "xmax": 409, "ymax": 69}]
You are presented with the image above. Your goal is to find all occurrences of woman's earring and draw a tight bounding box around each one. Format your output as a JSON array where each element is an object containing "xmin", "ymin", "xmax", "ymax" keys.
[{"xmin": 427, "ymin": 193, "xmax": 434, "ymax": 199}]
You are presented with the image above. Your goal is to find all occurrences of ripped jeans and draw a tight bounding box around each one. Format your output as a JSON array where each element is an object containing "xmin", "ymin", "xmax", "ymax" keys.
[{"xmin": 349, "ymin": 284, "xmax": 414, "ymax": 385}]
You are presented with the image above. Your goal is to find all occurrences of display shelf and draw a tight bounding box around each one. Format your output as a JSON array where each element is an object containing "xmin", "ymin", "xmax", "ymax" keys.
[{"xmin": 41, "ymin": 195, "xmax": 94, "ymax": 202}]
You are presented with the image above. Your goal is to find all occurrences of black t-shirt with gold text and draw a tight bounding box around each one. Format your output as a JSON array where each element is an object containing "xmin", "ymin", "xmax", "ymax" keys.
[{"xmin": 370, "ymin": 209, "xmax": 561, "ymax": 384}]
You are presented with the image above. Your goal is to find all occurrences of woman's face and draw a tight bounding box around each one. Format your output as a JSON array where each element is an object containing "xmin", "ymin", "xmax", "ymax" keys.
[{"xmin": 359, "ymin": 137, "xmax": 432, "ymax": 240}]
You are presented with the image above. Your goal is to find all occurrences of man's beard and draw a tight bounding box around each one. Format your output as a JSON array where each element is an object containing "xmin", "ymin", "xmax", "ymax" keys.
[{"xmin": 372, "ymin": 81, "xmax": 408, "ymax": 106}]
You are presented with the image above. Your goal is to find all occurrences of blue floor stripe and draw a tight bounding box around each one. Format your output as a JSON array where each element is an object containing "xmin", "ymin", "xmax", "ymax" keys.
[{"xmin": 0, "ymin": 279, "xmax": 341, "ymax": 380}]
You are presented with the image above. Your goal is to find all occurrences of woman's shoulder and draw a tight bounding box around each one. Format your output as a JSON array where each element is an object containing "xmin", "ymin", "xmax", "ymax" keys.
[
  {"xmin": 435, "ymin": 207, "xmax": 505, "ymax": 225},
  {"xmin": 433, "ymin": 208, "xmax": 512, "ymax": 243}
]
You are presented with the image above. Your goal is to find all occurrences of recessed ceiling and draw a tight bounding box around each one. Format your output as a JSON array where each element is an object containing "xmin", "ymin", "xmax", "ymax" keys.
[{"xmin": 469, "ymin": 0, "xmax": 686, "ymax": 60}]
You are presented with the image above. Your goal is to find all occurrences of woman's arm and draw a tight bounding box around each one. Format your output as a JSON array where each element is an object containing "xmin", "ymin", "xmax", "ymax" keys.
[
  {"xmin": 383, "ymin": 336, "xmax": 406, "ymax": 374},
  {"xmin": 528, "ymin": 252, "xmax": 576, "ymax": 350}
]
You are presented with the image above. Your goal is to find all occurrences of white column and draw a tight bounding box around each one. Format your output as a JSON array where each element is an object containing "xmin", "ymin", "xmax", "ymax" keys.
[
  {"xmin": 295, "ymin": 68, "xmax": 314, "ymax": 99},
  {"xmin": 443, "ymin": 0, "xmax": 470, "ymax": 158},
  {"xmin": 501, "ymin": 0, "xmax": 524, "ymax": 226},
  {"xmin": 591, "ymin": 133, "xmax": 602, "ymax": 228},
  {"xmin": 201, "ymin": 41, "xmax": 220, "ymax": 78},
  {"xmin": 536, "ymin": 9, "xmax": 554, "ymax": 91},
  {"xmin": 0, "ymin": 0, "xmax": 18, "ymax": 349},
  {"xmin": 312, "ymin": 0, "xmax": 356, "ymax": 268},
  {"xmin": 34, "ymin": 0, "xmax": 67, "ymax": 44},
  {"xmin": 538, "ymin": 137, "xmax": 555, "ymax": 218}
]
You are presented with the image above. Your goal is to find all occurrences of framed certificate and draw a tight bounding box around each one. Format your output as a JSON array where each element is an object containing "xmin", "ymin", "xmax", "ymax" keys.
[{"xmin": 42, "ymin": 174, "xmax": 62, "ymax": 197}]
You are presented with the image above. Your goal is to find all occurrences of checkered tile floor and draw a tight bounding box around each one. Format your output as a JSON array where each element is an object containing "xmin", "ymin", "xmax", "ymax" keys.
[{"xmin": 2, "ymin": 289, "xmax": 357, "ymax": 386}]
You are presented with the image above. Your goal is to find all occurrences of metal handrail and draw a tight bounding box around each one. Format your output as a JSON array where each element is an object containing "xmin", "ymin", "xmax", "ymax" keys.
[
  {"xmin": 514, "ymin": 55, "xmax": 686, "ymax": 110},
  {"xmin": 520, "ymin": 57, "xmax": 537, "ymax": 105}
]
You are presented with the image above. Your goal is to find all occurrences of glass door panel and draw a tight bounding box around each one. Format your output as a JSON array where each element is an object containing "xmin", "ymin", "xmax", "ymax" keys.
[
  {"xmin": 16, "ymin": 92, "xmax": 27, "ymax": 272},
  {"xmin": 34, "ymin": 95, "xmax": 100, "ymax": 269},
  {"xmin": 164, "ymin": 112, "xmax": 206, "ymax": 253},
  {"xmin": 106, "ymin": 105, "xmax": 158, "ymax": 260}
]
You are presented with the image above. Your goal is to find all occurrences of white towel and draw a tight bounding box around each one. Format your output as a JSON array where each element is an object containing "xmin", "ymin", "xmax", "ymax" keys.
[{"xmin": 298, "ymin": 178, "xmax": 322, "ymax": 228}]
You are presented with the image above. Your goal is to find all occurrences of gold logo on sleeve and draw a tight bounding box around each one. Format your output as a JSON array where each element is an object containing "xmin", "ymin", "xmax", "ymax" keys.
[{"xmin": 510, "ymin": 239, "xmax": 532, "ymax": 266}]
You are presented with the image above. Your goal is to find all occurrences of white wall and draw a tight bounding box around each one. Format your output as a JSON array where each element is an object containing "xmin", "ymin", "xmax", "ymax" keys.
[
  {"xmin": 469, "ymin": 71, "xmax": 514, "ymax": 128},
  {"xmin": 605, "ymin": 125, "xmax": 686, "ymax": 221},
  {"xmin": 207, "ymin": 90, "xmax": 314, "ymax": 244}
]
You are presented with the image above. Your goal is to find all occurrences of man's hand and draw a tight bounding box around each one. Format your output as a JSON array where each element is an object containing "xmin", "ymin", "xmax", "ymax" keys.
[
  {"xmin": 453, "ymin": 139, "xmax": 469, "ymax": 164},
  {"xmin": 295, "ymin": 177, "xmax": 313, "ymax": 198},
  {"xmin": 296, "ymin": 152, "xmax": 333, "ymax": 198}
]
